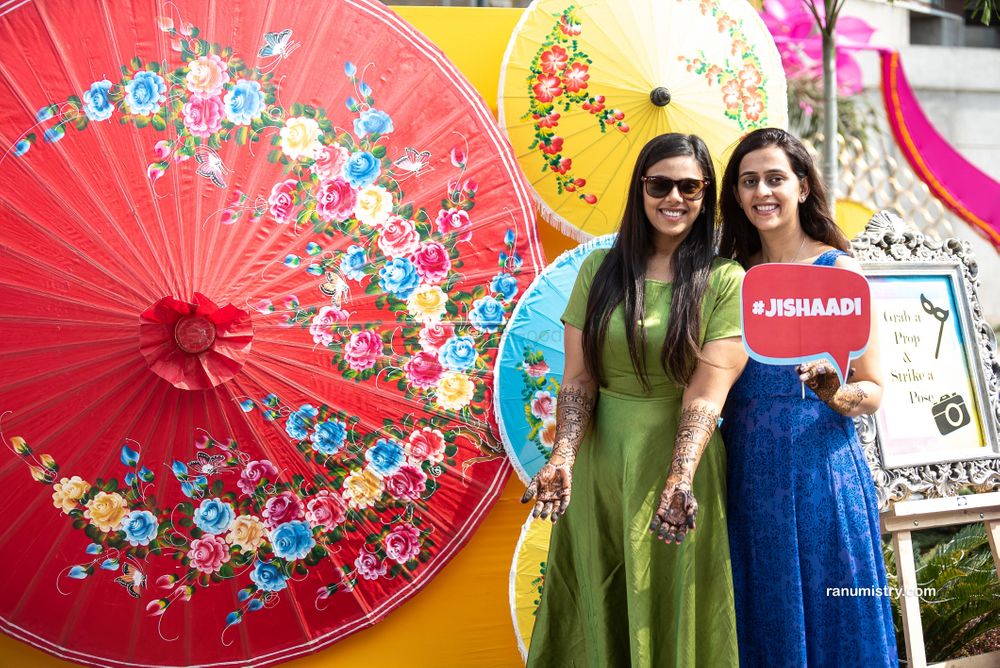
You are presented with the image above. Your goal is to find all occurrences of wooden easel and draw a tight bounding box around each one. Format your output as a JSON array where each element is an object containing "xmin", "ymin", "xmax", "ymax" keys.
[{"xmin": 882, "ymin": 492, "xmax": 1000, "ymax": 667}]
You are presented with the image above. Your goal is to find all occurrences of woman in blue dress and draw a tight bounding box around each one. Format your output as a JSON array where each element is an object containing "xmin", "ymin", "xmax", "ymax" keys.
[{"xmin": 718, "ymin": 128, "xmax": 897, "ymax": 667}]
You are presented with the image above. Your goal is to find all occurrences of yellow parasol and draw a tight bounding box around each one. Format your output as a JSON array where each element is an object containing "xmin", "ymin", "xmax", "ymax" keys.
[
  {"xmin": 508, "ymin": 512, "xmax": 553, "ymax": 660},
  {"xmin": 500, "ymin": 0, "xmax": 788, "ymax": 239}
]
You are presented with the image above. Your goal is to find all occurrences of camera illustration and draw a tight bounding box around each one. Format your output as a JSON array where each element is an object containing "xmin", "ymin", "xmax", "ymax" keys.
[{"xmin": 932, "ymin": 393, "xmax": 971, "ymax": 435}]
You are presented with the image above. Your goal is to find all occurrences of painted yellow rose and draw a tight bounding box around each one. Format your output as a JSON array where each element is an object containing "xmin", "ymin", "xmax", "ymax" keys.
[
  {"xmin": 407, "ymin": 284, "xmax": 448, "ymax": 324},
  {"xmin": 435, "ymin": 371, "xmax": 475, "ymax": 412},
  {"xmin": 539, "ymin": 418, "xmax": 558, "ymax": 449},
  {"xmin": 353, "ymin": 185, "xmax": 394, "ymax": 227},
  {"xmin": 185, "ymin": 54, "xmax": 230, "ymax": 96},
  {"xmin": 279, "ymin": 116, "xmax": 322, "ymax": 161},
  {"xmin": 342, "ymin": 469, "xmax": 383, "ymax": 510},
  {"xmin": 84, "ymin": 491, "xmax": 128, "ymax": 532},
  {"xmin": 225, "ymin": 514, "xmax": 267, "ymax": 551},
  {"xmin": 51, "ymin": 476, "xmax": 91, "ymax": 514}
]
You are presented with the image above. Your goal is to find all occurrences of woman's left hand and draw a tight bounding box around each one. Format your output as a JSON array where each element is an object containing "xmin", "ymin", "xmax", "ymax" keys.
[
  {"xmin": 650, "ymin": 478, "xmax": 698, "ymax": 544},
  {"xmin": 796, "ymin": 360, "xmax": 868, "ymax": 416}
]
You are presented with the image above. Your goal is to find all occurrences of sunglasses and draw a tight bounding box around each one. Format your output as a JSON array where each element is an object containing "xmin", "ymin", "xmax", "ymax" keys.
[{"xmin": 640, "ymin": 176, "xmax": 710, "ymax": 200}]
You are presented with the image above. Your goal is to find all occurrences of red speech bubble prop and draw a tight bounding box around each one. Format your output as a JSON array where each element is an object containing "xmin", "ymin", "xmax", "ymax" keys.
[{"xmin": 742, "ymin": 263, "xmax": 871, "ymax": 383}]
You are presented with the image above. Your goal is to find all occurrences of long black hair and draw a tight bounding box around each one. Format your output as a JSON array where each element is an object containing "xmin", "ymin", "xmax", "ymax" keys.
[
  {"xmin": 719, "ymin": 127, "xmax": 849, "ymax": 267},
  {"xmin": 582, "ymin": 133, "xmax": 717, "ymax": 390}
]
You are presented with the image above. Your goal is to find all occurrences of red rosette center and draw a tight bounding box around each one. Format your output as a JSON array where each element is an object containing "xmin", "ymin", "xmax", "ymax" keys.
[
  {"xmin": 139, "ymin": 293, "xmax": 253, "ymax": 390},
  {"xmin": 174, "ymin": 315, "xmax": 217, "ymax": 353}
]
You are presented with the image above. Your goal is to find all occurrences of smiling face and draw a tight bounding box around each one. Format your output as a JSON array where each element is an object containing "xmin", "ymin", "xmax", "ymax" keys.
[
  {"xmin": 734, "ymin": 145, "xmax": 808, "ymax": 234},
  {"xmin": 642, "ymin": 155, "xmax": 705, "ymax": 246}
]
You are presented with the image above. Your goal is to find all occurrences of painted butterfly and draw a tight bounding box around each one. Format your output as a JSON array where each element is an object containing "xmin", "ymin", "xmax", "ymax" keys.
[
  {"xmin": 319, "ymin": 271, "xmax": 350, "ymax": 309},
  {"xmin": 114, "ymin": 561, "xmax": 145, "ymax": 599},
  {"xmin": 258, "ymin": 29, "xmax": 300, "ymax": 59},
  {"xmin": 194, "ymin": 147, "xmax": 228, "ymax": 188},
  {"xmin": 394, "ymin": 147, "xmax": 432, "ymax": 178}
]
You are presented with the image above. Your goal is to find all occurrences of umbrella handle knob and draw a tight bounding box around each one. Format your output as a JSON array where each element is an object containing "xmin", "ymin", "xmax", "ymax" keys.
[{"xmin": 650, "ymin": 87, "xmax": 672, "ymax": 107}]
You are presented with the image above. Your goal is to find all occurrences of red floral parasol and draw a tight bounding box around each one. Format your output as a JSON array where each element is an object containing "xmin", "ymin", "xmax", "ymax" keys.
[{"xmin": 0, "ymin": 1, "xmax": 541, "ymax": 666}]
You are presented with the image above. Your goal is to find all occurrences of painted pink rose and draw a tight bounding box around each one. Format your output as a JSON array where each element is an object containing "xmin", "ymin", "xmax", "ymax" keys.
[
  {"xmin": 187, "ymin": 534, "xmax": 230, "ymax": 573},
  {"xmin": 377, "ymin": 216, "xmax": 420, "ymax": 258},
  {"xmin": 238, "ymin": 459, "xmax": 278, "ymax": 495},
  {"xmin": 268, "ymin": 179, "xmax": 298, "ymax": 224},
  {"xmin": 434, "ymin": 207, "xmax": 472, "ymax": 242},
  {"xmin": 530, "ymin": 390, "xmax": 556, "ymax": 420},
  {"xmin": 406, "ymin": 427, "xmax": 446, "ymax": 465},
  {"xmin": 309, "ymin": 305, "xmax": 349, "ymax": 346},
  {"xmin": 418, "ymin": 322, "xmax": 455, "ymax": 352},
  {"xmin": 344, "ymin": 330, "xmax": 382, "ymax": 371},
  {"xmin": 316, "ymin": 177, "xmax": 357, "ymax": 222},
  {"xmin": 384, "ymin": 523, "xmax": 421, "ymax": 564},
  {"xmin": 305, "ymin": 490, "xmax": 346, "ymax": 530},
  {"xmin": 526, "ymin": 360, "xmax": 550, "ymax": 378},
  {"xmin": 312, "ymin": 144, "xmax": 349, "ymax": 181},
  {"xmin": 355, "ymin": 550, "xmax": 387, "ymax": 581},
  {"xmin": 182, "ymin": 94, "xmax": 224, "ymax": 138},
  {"xmin": 409, "ymin": 241, "xmax": 452, "ymax": 284},
  {"xmin": 404, "ymin": 351, "xmax": 443, "ymax": 390},
  {"xmin": 262, "ymin": 490, "xmax": 305, "ymax": 529},
  {"xmin": 383, "ymin": 464, "xmax": 427, "ymax": 502}
]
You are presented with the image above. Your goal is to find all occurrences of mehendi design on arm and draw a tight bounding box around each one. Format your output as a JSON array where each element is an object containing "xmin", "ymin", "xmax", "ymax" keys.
[
  {"xmin": 651, "ymin": 399, "xmax": 720, "ymax": 545},
  {"xmin": 520, "ymin": 383, "xmax": 597, "ymax": 522}
]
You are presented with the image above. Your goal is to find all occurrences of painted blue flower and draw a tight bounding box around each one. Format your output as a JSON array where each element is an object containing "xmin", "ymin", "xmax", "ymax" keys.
[
  {"xmin": 366, "ymin": 438, "xmax": 405, "ymax": 477},
  {"xmin": 340, "ymin": 245, "xmax": 367, "ymax": 281},
  {"xmin": 285, "ymin": 404, "xmax": 318, "ymax": 440},
  {"xmin": 250, "ymin": 560, "xmax": 287, "ymax": 592},
  {"xmin": 193, "ymin": 497, "xmax": 235, "ymax": 535},
  {"xmin": 490, "ymin": 272, "xmax": 519, "ymax": 301},
  {"xmin": 12, "ymin": 139, "xmax": 30, "ymax": 157},
  {"xmin": 353, "ymin": 108, "xmax": 393, "ymax": 138},
  {"xmin": 43, "ymin": 126, "xmax": 65, "ymax": 143},
  {"xmin": 438, "ymin": 335, "xmax": 479, "ymax": 372},
  {"xmin": 469, "ymin": 295, "xmax": 506, "ymax": 333},
  {"xmin": 224, "ymin": 79, "xmax": 265, "ymax": 126},
  {"xmin": 344, "ymin": 61, "xmax": 356, "ymax": 77},
  {"xmin": 343, "ymin": 150, "xmax": 381, "ymax": 188},
  {"xmin": 378, "ymin": 257, "xmax": 420, "ymax": 300},
  {"xmin": 124, "ymin": 70, "xmax": 167, "ymax": 116},
  {"xmin": 311, "ymin": 419, "xmax": 347, "ymax": 456},
  {"xmin": 35, "ymin": 106, "xmax": 54, "ymax": 122},
  {"xmin": 83, "ymin": 79, "xmax": 115, "ymax": 122},
  {"xmin": 269, "ymin": 520, "xmax": 315, "ymax": 561},
  {"xmin": 121, "ymin": 510, "xmax": 159, "ymax": 546}
]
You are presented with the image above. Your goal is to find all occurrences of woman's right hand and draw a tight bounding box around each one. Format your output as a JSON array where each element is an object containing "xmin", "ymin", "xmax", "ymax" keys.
[{"xmin": 521, "ymin": 453, "xmax": 574, "ymax": 522}]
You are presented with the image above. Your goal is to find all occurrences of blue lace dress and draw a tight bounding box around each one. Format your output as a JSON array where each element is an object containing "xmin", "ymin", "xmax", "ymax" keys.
[{"xmin": 721, "ymin": 250, "xmax": 898, "ymax": 667}]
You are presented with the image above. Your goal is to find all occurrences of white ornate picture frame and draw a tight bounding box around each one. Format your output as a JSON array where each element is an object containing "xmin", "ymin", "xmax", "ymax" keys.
[{"xmin": 852, "ymin": 211, "xmax": 1000, "ymax": 508}]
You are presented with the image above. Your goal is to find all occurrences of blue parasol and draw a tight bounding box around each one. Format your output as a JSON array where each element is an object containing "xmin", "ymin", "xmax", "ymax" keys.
[{"xmin": 494, "ymin": 234, "xmax": 616, "ymax": 484}]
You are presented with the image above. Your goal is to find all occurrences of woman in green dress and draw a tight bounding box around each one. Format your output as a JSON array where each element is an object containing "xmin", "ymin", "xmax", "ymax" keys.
[{"xmin": 522, "ymin": 133, "xmax": 747, "ymax": 667}]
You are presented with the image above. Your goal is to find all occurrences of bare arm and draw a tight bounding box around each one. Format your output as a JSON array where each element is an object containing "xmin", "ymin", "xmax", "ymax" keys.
[
  {"xmin": 650, "ymin": 335, "xmax": 747, "ymax": 544},
  {"xmin": 796, "ymin": 255, "xmax": 883, "ymax": 417},
  {"xmin": 521, "ymin": 324, "xmax": 597, "ymax": 522}
]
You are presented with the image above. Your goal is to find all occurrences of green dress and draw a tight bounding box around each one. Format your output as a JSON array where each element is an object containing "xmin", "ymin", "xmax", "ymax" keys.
[{"xmin": 526, "ymin": 251, "xmax": 744, "ymax": 668}]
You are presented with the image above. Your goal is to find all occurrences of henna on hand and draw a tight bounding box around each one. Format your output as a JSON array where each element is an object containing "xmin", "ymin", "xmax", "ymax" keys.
[
  {"xmin": 652, "ymin": 480, "xmax": 698, "ymax": 544},
  {"xmin": 796, "ymin": 361, "xmax": 869, "ymax": 415},
  {"xmin": 651, "ymin": 400, "xmax": 719, "ymax": 544},
  {"xmin": 520, "ymin": 383, "xmax": 596, "ymax": 522}
]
